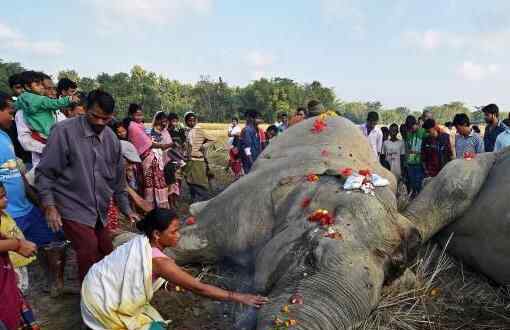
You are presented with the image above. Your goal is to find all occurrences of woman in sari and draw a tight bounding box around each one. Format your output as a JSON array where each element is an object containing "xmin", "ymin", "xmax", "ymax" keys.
[
  {"xmin": 126, "ymin": 104, "xmax": 173, "ymax": 209},
  {"xmin": 81, "ymin": 208, "xmax": 269, "ymax": 330},
  {"xmin": 150, "ymin": 112, "xmax": 181, "ymax": 208}
]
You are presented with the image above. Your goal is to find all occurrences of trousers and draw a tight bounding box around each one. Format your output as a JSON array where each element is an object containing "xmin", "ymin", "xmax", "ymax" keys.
[{"xmin": 62, "ymin": 219, "xmax": 113, "ymax": 283}]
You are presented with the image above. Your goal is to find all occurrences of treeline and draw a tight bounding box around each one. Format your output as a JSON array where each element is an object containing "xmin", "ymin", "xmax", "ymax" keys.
[{"xmin": 0, "ymin": 59, "xmax": 504, "ymax": 124}]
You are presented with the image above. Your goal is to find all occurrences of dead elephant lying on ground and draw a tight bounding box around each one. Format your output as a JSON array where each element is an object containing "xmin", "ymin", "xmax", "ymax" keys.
[{"xmin": 174, "ymin": 116, "xmax": 507, "ymax": 330}]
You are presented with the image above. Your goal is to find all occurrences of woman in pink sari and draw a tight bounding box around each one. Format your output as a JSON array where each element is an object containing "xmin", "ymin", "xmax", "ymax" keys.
[
  {"xmin": 150, "ymin": 112, "xmax": 181, "ymax": 208},
  {"xmin": 126, "ymin": 104, "xmax": 172, "ymax": 209}
]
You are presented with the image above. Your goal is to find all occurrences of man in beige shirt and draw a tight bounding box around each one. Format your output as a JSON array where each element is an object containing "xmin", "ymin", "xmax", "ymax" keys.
[{"xmin": 183, "ymin": 112, "xmax": 216, "ymax": 201}]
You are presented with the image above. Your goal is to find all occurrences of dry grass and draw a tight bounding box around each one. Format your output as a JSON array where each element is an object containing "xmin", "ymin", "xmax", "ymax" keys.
[{"xmin": 356, "ymin": 237, "xmax": 510, "ymax": 330}]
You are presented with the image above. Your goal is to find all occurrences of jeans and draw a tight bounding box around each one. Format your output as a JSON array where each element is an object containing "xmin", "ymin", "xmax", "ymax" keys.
[{"xmin": 406, "ymin": 164, "xmax": 425, "ymax": 197}]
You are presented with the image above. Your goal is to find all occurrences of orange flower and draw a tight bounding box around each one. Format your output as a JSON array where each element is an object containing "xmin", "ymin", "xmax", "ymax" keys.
[
  {"xmin": 274, "ymin": 317, "xmax": 284, "ymax": 326},
  {"xmin": 339, "ymin": 167, "xmax": 353, "ymax": 177},
  {"xmin": 358, "ymin": 169, "xmax": 372, "ymax": 177},
  {"xmin": 430, "ymin": 288, "xmax": 441, "ymax": 297},
  {"xmin": 324, "ymin": 231, "xmax": 343, "ymax": 240},
  {"xmin": 309, "ymin": 209, "xmax": 334, "ymax": 226},
  {"xmin": 306, "ymin": 173, "xmax": 319, "ymax": 182}
]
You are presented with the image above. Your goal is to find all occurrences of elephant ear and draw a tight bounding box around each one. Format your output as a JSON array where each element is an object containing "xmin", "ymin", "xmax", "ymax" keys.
[{"xmin": 403, "ymin": 152, "xmax": 496, "ymax": 241}]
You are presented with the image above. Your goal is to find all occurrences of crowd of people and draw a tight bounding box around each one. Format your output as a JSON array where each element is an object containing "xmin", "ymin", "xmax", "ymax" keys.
[
  {"xmin": 0, "ymin": 69, "xmax": 509, "ymax": 329},
  {"xmin": 361, "ymin": 105, "xmax": 510, "ymax": 198}
]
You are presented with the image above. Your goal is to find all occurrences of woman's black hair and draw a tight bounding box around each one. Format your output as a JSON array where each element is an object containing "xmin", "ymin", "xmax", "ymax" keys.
[
  {"xmin": 57, "ymin": 78, "xmax": 77, "ymax": 95},
  {"xmin": 168, "ymin": 112, "xmax": 179, "ymax": 121},
  {"xmin": 109, "ymin": 119, "xmax": 129, "ymax": 139},
  {"xmin": 128, "ymin": 103, "xmax": 142, "ymax": 116},
  {"xmin": 154, "ymin": 111, "xmax": 168, "ymax": 123},
  {"xmin": 123, "ymin": 103, "xmax": 143, "ymax": 129},
  {"xmin": 136, "ymin": 208, "xmax": 179, "ymax": 237}
]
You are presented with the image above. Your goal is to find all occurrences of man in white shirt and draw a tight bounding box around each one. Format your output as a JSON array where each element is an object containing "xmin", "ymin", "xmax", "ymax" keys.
[{"xmin": 359, "ymin": 111, "xmax": 383, "ymax": 159}]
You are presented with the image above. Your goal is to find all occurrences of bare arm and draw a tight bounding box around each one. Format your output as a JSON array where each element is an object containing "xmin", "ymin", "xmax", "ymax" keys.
[
  {"xmin": 152, "ymin": 142, "xmax": 173, "ymax": 150},
  {"xmin": 127, "ymin": 186, "xmax": 153, "ymax": 214},
  {"xmin": 0, "ymin": 238, "xmax": 37, "ymax": 257},
  {"xmin": 153, "ymin": 257, "xmax": 268, "ymax": 307}
]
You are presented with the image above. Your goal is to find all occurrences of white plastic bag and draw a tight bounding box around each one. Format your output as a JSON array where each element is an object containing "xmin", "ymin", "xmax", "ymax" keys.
[
  {"xmin": 372, "ymin": 173, "xmax": 389, "ymax": 187},
  {"xmin": 343, "ymin": 173, "xmax": 364, "ymax": 190}
]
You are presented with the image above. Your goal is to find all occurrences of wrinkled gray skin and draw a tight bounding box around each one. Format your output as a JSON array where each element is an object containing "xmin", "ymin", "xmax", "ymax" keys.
[{"xmin": 173, "ymin": 117, "xmax": 504, "ymax": 329}]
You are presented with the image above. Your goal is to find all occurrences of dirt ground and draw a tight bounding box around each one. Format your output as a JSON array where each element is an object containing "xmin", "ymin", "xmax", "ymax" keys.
[{"xmin": 27, "ymin": 127, "xmax": 510, "ymax": 330}]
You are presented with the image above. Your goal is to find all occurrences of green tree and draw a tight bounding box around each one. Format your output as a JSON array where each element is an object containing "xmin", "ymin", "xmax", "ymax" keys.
[
  {"xmin": 0, "ymin": 59, "xmax": 25, "ymax": 94},
  {"xmin": 57, "ymin": 70, "xmax": 80, "ymax": 83}
]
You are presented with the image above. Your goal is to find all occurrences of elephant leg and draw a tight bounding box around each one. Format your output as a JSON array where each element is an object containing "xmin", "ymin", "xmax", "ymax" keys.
[{"xmin": 403, "ymin": 153, "xmax": 496, "ymax": 241}]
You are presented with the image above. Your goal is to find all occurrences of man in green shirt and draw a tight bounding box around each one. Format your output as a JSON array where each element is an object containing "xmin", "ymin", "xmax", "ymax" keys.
[{"xmin": 404, "ymin": 115, "xmax": 426, "ymax": 198}]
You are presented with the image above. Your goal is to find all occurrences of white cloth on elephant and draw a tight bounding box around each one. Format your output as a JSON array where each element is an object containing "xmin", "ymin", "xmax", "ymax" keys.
[
  {"xmin": 81, "ymin": 235, "xmax": 168, "ymax": 330},
  {"xmin": 343, "ymin": 173, "xmax": 389, "ymax": 190}
]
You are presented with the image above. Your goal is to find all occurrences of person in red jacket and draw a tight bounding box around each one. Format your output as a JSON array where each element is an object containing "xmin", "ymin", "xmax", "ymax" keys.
[{"xmin": 421, "ymin": 119, "xmax": 453, "ymax": 177}]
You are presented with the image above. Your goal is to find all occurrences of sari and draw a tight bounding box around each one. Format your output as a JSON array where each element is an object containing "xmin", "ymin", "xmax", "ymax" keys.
[
  {"xmin": 81, "ymin": 235, "xmax": 168, "ymax": 330},
  {"xmin": 0, "ymin": 233, "xmax": 39, "ymax": 330},
  {"xmin": 128, "ymin": 122, "xmax": 169, "ymax": 209}
]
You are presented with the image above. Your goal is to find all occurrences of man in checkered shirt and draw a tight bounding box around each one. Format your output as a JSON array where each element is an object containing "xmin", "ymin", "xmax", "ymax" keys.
[{"xmin": 453, "ymin": 113, "xmax": 484, "ymax": 159}]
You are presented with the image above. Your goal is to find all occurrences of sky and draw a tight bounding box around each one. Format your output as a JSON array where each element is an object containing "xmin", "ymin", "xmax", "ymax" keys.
[{"xmin": 2, "ymin": 0, "xmax": 510, "ymax": 110}]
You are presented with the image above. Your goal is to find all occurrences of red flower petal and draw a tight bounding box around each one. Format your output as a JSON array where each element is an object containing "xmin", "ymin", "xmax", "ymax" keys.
[
  {"xmin": 463, "ymin": 151, "xmax": 475, "ymax": 160},
  {"xmin": 310, "ymin": 118, "xmax": 327, "ymax": 134},
  {"xmin": 186, "ymin": 217, "xmax": 196, "ymax": 225},
  {"xmin": 339, "ymin": 167, "xmax": 353, "ymax": 177},
  {"xmin": 306, "ymin": 173, "xmax": 319, "ymax": 182},
  {"xmin": 301, "ymin": 197, "xmax": 312, "ymax": 208},
  {"xmin": 359, "ymin": 169, "xmax": 372, "ymax": 177}
]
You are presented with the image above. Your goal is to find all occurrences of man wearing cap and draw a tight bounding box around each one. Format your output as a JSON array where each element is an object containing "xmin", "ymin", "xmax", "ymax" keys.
[{"xmin": 183, "ymin": 112, "xmax": 216, "ymax": 202}]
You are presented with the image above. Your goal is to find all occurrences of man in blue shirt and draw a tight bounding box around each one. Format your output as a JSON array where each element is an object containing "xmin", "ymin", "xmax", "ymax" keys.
[
  {"xmin": 0, "ymin": 92, "xmax": 66, "ymax": 297},
  {"xmin": 494, "ymin": 119, "xmax": 510, "ymax": 152},
  {"xmin": 482, "ymin": 104, "xmax": 506, "ymax": 152}
]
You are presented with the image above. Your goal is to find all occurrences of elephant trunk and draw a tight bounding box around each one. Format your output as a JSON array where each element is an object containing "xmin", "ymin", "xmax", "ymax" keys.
[{"xmin": 404, "ymin": 153, "xmax": 496, "ymax": 241}]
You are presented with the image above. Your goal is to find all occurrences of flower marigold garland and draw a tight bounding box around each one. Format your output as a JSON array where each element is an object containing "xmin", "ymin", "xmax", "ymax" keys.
[
  {"xmin": 273, "ymin": 304, "xmax": 298, "ymax": 328},
  {"xmin": 319, "ymin": 111, "xmax": 338, "ymax": 120},
  {"xmin": 306, "ymin": 172, "xmax": 319, "ymax": 182},
  {"xmin": 308, "ymin": 209, "xmax": 334, "ymax": 226},
  {"xmin": 310, "ymin": 118, "xmax": 327, "ymax": 134}
]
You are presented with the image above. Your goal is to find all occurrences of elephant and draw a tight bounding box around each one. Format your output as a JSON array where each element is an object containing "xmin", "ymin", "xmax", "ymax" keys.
[{"xmin": 173, "ymin": 116, "xmax": 507, "ymax": 330}]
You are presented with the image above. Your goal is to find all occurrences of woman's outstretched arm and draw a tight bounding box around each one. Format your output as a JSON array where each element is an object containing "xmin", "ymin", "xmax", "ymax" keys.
[{"xmin": 153, "ymin": 257, "xmax": 269, "ymax": 308}]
